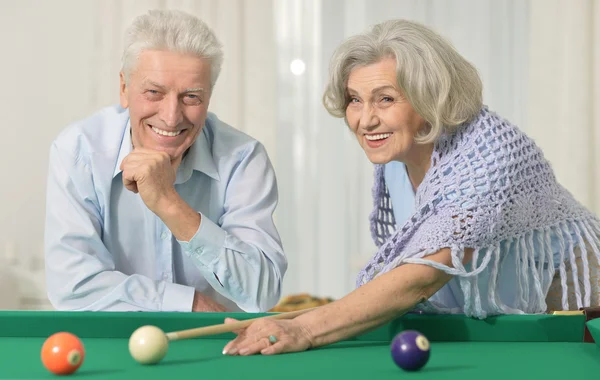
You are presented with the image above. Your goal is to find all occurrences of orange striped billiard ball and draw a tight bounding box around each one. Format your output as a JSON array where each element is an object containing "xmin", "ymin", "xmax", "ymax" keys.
[{"xmin": 41, "ymin": 332, "xmax": 85, "ymax": 375}]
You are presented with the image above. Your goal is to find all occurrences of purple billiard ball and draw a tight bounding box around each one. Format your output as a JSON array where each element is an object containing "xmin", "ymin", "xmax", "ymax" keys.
[{"xmin": 390, "ymin": 330, "xmax": 430, "ymax": 371}]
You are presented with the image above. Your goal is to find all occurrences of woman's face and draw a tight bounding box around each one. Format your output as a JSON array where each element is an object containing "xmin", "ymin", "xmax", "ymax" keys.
[{"xmin": 345, "ymin": 57, "xmax": 428, "ymax": 165}]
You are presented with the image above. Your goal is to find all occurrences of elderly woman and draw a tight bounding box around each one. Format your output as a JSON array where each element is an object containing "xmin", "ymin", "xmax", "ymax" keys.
[{"xmin": 222, "ymin": 19, "xmax": 600, "ymax": 356}]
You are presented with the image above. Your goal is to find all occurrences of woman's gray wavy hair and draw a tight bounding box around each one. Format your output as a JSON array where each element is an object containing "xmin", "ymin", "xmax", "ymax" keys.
[
  {"xmin": 323, "ymin": 19, "xmax": 482, "ymax": 143},
  {"xmin": 121, "ymin": 9, "xmax": 224, "ymax": 90}
]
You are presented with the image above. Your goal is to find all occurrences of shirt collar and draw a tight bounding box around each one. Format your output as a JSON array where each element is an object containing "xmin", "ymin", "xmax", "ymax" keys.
[
  {"xmin": 177, "ymin": 127, "xmax": 220, "ymax": 183},
  {"xmin": 113, "ymin": 120, "xmax": 220, "ymax": 183}
]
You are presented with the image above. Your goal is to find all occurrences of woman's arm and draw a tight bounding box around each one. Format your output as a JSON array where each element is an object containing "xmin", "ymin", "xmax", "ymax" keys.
[
  {"xmin": 222, "ymin": 247, "xmax": 472, "ymax": 355},
  {"xmin": 299, "ymin": 247, "xmax": 473, "ymax": 348}
]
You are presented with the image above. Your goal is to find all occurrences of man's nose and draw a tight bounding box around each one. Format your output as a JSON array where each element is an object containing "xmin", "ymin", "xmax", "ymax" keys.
[{"xmin": 159, "ymin": 94, "xmax": 183, "ymax": 128}]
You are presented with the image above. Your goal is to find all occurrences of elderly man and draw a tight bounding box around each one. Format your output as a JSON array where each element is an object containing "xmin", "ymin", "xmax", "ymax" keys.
[{"xmin": 44, "ymin": 9, "xmax": 287, "ymax": 313}]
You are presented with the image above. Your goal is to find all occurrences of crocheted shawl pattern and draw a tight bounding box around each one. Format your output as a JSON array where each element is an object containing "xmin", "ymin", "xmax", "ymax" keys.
[{"xmin": 356, "ymin": 107, "xmax": 600, "ymax": 318}]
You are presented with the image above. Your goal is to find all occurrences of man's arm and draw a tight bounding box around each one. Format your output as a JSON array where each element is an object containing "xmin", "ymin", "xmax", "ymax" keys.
[
  {"xmin": 175, "ymin": 142, "xmax": 287, "ymax": 312},
  {"xmin": 120, "ymin": 142, "xmax": 287, "ymax": 312},
  {"xmin": 44, "ymin": 142, "xmax": 195, "ymax": 312}
]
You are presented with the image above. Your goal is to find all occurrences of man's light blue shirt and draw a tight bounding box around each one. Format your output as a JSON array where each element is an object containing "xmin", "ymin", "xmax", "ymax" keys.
[{"xmin": 44, "ymin": 105, "xmax": 287, "ymax": 312}]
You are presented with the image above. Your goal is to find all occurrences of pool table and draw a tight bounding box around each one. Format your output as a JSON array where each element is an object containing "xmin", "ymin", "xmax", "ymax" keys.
[{"xmin": 1, "ymin": 309, "xmax": 600, "ymax": 379}]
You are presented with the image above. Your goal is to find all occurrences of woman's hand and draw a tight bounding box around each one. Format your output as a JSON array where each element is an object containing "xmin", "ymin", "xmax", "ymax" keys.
[{"xmin": 222, "ymin": 317, "xmax": 314, "ymax": 356}]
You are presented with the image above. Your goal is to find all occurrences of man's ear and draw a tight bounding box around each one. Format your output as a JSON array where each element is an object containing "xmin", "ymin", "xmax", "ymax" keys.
[{"xmin": 119, "ymin": 71, "xmax": 129, "ymax": 109}]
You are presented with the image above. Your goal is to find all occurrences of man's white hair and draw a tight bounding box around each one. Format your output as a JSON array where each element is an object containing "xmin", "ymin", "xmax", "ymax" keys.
[{"xmin": 121, "ymin": 9, "xmax": 224, "ymax": 89}]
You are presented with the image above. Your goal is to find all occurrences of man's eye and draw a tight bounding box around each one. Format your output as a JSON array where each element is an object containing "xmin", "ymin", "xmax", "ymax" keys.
[{"xmin": 184, "ymin": 94, "xmax": 202, "ymax": 105}]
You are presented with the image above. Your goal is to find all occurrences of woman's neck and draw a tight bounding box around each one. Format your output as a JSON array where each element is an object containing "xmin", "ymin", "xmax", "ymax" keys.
[{"xmin": 403, "ymin": 143, "xmax": 434, "ymax": 192}]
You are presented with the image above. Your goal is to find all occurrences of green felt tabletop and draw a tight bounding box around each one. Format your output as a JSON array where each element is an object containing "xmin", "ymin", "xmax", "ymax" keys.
[{"xmin": 0, "ymin": 311, "xmax": 598, "ymax": 379}]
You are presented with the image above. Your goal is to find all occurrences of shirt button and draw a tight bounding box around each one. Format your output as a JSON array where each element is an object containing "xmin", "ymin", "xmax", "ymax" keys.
[
  {"xmin": 195, "ymin": 248, "xmax": 202, "ymax": 254},
  {"xmin": 161, "ymin": 232, "xmax": 168, "ymax": 240}
]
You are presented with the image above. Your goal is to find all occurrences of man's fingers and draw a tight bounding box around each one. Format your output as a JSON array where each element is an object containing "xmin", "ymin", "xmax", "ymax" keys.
[
  {"xmin": 123, "ymin": 180, "xmax": 138, "ymax": 193},
  {"xmin": 122, "ymin": 175, "xmax": 138, "ymax": 193},
  {"xmin": 121, "ymin": 160, "xmax": 149, "ymax": 192},
  {"xmin": 127, "ymin": 148, "xmax": 172, "ymax": 163},
  {"xmin": 121, "ymin": 154, "xmax": 153, "ymax": 169}
]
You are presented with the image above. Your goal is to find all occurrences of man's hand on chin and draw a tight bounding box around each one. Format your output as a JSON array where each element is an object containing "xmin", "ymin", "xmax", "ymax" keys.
[
  {"xmin": 120, "ymin": 148, "xmax": 201, "ymax": 242},
  {"xmin": 120, "ymin": 148, "xmax": 180, "ymax": 214}
]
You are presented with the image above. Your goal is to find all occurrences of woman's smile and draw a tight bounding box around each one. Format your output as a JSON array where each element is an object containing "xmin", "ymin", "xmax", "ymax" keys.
[{"xmin": 364, "ymin": 132, "xmax": 393, "ymax": 148}]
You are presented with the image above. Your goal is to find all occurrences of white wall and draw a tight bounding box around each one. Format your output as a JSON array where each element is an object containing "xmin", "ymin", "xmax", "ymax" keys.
[
  {"xmin": 0, "ymin": 1, "xmax": 95, "ymax": 256},
  {"xmin": 0, "ymin": 0, "xmax": 598, "ymax": 310},
  {"xmin": 0, "ymin": 0, "xmax": 100, "ymax": 309}
]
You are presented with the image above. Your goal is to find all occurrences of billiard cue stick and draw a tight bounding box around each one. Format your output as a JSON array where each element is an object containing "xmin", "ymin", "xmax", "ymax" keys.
[{"xmin": 165, "ymin": 307, "xmax": 317, "ymax": 341}]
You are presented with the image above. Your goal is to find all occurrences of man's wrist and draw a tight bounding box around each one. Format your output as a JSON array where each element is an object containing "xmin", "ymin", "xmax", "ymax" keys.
[
  {"xmin": 156, "ymin": 190, "xmax": 201, "ymax": 242},
  {"xmin": 155, "ymin": 188, "xmax": 182, "ymax": 218}
]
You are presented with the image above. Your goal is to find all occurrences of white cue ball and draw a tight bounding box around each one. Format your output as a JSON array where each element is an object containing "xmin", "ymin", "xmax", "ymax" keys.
[{"xmin": 129, "ymin": 325, "xmax": 169, "ymax": 364}]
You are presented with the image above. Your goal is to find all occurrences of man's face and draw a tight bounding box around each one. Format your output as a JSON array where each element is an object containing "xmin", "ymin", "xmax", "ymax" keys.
[{"xmin": 119, "ymin": 49, "xmax": 212, "ymax": 163}]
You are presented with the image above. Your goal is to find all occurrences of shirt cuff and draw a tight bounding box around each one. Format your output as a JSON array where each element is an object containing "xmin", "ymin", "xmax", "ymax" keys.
[
  {"xmin": 178, "ymin": 213, "xmax": 227, "ymax": 265},
  {"xmin": 162, "ymin": 282, "xmax": 195, "ymax": 312}
]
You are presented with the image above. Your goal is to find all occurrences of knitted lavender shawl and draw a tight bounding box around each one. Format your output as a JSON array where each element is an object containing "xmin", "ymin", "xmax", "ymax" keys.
[{"xmin": 356, "ymin": 107, "xmax": 600, "ymax": 317}]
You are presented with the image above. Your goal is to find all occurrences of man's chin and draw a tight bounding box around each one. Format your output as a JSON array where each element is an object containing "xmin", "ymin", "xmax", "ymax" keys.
[{"xmin": 138, "ymin": 133, "xmax": 193, "ymax": 159}]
